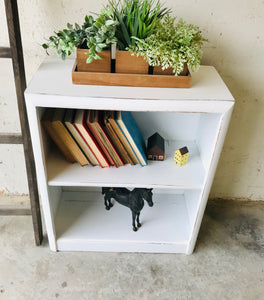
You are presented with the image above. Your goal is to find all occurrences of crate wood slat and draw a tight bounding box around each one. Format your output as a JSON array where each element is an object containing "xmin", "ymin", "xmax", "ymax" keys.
[
  {"xmin": 0, "ymin": 132, "xmax": 23, "ymax": 144},
  {"xmin": 0, "ymin": 47, "xmax": 12, "ymax": 58},
  {"xmin": 4, "ymin": 0, "xmax": 43, "ymax": 245},
  {"xmin": 72, "ymin": 64, "xmax": 191, "ymax": 88}
]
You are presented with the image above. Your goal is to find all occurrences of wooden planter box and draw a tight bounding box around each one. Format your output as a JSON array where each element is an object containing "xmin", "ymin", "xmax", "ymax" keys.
[
  {"xmin": 115, "ymin": 50, "xmax": 149, "ymax": 74},
  {"xmin": 73, "ymin": 49, "xmax": 191, "ymax": 88},
  {"xmin": 72, "ymin": 60, "xmax": 191, "ymax": 88},
  {"xmin": 76, "ymin": 48, "xmax": 111, "ymax": 73}
]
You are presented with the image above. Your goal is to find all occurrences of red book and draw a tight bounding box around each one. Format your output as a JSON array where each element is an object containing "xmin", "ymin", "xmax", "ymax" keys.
[
  {"xmin": 73, "ymin": 109, "xmax": 110, "ymax": 168},
  {"xmin": 95, "ymin": 110, "xmax": 124, "ymax": 167},
  {"xmin": 87, "ymin": 110, "xmax": 117, "ymax": 167}
]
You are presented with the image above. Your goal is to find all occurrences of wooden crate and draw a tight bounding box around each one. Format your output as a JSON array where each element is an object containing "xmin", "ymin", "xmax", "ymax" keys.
[
  {"xmin": 76, "ymin": 49, "xmax": 111, "ymax": 73},
  {"xmin": 72, "ymin": 60, "xmax": 191, "ymax": 88},
  {"xmin": 115, "ymin": 50, "xmax": 149, "ymax": 74}
]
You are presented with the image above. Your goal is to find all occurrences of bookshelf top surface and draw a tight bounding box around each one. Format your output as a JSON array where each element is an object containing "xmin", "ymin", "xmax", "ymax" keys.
[{"xmin": 26, "ymin": 58, "xmax": 234, "ymax": 102}]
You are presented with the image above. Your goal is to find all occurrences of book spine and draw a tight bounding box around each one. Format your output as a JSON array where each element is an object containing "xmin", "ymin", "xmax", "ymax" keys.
[
  {"xmin": 53, "ymin": 121, "xmax": 89, "ymax": 166},
  {"xmin": 73, "ymin": 123, "xmax": 103, "ymax": 167},
  {"xmin": 82, "ymin": 121, "xmax": 110, "ymax": 168},
  {"xmin": 96, "ymin": 112, "xmax": 124, "ymax": 167},
  {"xmin": 66, "ymin": 121, "xmax": 101, "ymax": 166},
  {"xmin": 117, "ymin": 111, "xmax": 147, "ymax": 166},
  {"xmin": 104, "ymin": 122, "xmax": 132, "ymax": 165},
  {"xmin": 109, "ymin": 117, "xmax": 139, "ymax": 165},
  {"xmin": 87, "ymin": 111, "xmax": 114, "ymax": 167},
  {"xmin": 42, "ymin": 120, "xmax": 76, "ymax": 163}
]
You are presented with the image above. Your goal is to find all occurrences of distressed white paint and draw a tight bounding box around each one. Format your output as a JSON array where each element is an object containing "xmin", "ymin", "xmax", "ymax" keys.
[
  {"xmin": 25, "ymin": 60, "xmax": 233, "ymax": 253},
  {"xmin": 0, "ymin": 0, "xmax": 264, "ymax": 201}
]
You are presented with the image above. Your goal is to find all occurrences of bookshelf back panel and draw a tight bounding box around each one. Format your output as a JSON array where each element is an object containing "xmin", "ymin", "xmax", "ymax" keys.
[{"xmin": 132, "ymin": 112, "xmax": 200, "ymax": 141}]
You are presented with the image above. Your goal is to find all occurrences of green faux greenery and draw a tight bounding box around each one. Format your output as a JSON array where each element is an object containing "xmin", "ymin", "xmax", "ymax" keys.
[
  {"xmin": 129, "ymin": 15, "xmax": 207, "ymax": 75},
  {"xmin": 42, "ymin": 9, "xmax": 118, "ymax": 63},
  {"xmin": 108, "ymin": 0, "xmax": 170, "ymax": 50}
]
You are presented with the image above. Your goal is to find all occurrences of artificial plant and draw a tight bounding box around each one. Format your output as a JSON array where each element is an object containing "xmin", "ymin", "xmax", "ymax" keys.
[
  {"xmin": 129, "ymin": 15, "xmax": 207, "ymax": 75},
  {"xmin": 42, "ymin": 9, "xmax": 119, "ymax": 63},
  {"xmin": 108, "ymin": 0, "xmax": 170, "ymax": 50}
]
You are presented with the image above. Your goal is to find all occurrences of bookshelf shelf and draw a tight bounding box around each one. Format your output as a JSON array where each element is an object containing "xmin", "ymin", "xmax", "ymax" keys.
[
  {"xmin": 47, "ymin": 140, "xmax": 205, "ymax": 189},
  {"xmin": 25, "ymin": 58, "xmax": 234, "ymax": 254},
  {"xmin": 55, "ymin": 191, "xmax": 190, "ymax": 253}
]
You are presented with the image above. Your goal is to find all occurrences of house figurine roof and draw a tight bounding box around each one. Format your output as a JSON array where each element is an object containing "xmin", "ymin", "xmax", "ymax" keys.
[
  {"xmin": 174, "ymin": 146, "xmax": 189, "ymax": 166},
  {"xmin": 178, "ymin": 146, "xmax": 189, "ymax": 156},
  {"xmin": 147, "ymin": 132, "xmax": 165, "ymax": 154}
]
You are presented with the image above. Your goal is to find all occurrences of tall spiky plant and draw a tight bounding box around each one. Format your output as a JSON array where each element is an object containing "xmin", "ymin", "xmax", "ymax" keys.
[{"xmin": 108, "ymin": 0, "xmax": 171, "ymax": 50}]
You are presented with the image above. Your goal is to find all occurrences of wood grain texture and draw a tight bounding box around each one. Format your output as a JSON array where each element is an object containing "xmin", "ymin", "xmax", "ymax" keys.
[
  {"xmin": 0, "ymin": 47, "xmax": 12, "ymax": 58},
  {"xmin": 4, "ymin": 0, "xmax": 43, "ymax": 245},
  {"xmin": 0, "ymin": 133, "xmax": 23, "ymax": 144},
  {"xmin": 115, "ymin": 50, "xmax": 149, "ymax": 74},
  {"xmin": 76, "ymin": 49, "xmax": 111, "ymax": 73},
  {"xmin": 72, "ymin": 67, "xmax": 191, "ymax": 88}
]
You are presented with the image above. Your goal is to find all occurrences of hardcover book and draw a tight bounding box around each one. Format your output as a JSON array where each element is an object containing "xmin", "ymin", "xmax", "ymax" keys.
[
  {"xmin": 64, "ymin": 109, "xmax": 98, "ymax": 166},
  {"xmin": 87, "ymin": 110, "xmax": 115, "ymax": 167},
  {"xmin": 42, "ymin": 108, "xmax": 89, "ymax": 166},
  {"xmin": 42, "ymin": 108, "xmax": 76, "ymax": 163},
  {"xmin": 103, "ymin": 111, "xmax": 133, "ymax": 165},
  {"xmin": 92, "ymin": 110, "xmax": 124, "ymax": 167},
  {"xmin": 107, "ymin": 111, "xmax": 138, "ymax": 165},
  {"xmin": 74, "ymin": 109, "xmax": 110, "ymax": 168},
  {"xmin": 116, "ymin": 111, "xmax": 148, "ymax": 166}
]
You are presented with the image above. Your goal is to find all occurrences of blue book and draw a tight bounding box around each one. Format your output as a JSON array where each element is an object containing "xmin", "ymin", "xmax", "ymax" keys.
[{"xmin": 116, "ymin": 111, "xmax": 148, "ymax": 166}]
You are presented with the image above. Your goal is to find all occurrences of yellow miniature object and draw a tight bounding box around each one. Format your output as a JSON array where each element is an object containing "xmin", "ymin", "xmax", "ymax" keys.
[{"xmin": 174, "ymin": 146, "xmax": 189, "ymax": 166}]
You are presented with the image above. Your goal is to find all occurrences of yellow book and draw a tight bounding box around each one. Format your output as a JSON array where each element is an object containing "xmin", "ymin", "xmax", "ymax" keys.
[{"xmin": 51, "ymin": 108, "xmax": 89, "ymax": 166}]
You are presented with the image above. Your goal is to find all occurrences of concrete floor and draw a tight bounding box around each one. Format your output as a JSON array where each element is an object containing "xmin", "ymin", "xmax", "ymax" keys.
[{"xmin": 0, "ymin": 199, "xmax": 264, "ymax": 300}]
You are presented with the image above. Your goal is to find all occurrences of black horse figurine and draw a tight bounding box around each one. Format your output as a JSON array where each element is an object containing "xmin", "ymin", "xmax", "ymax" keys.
[{"xmin": 102, "ymin": 187, "xmax": 153, "ymax": 231}]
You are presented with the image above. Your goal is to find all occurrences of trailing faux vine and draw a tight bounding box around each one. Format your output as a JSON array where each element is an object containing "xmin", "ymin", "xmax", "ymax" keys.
[
  {"xmin": 129, "ymin": 15, "xmax": 207, "ymax": 75},
  {"xmin": 42, "ymin": 9, "xmax": 119, "ymax": 63}
]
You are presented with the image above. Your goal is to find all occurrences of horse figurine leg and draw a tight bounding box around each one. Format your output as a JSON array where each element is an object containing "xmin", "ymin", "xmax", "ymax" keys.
[
  {"xmin": 132, "ymin": 211, "xmax": 137, "ymax": 231},
  {"xmin": 131, "ymin": 211, "xmax": 142, "ymax": 231},
  {"xmin": 102, "ymin": 187, "xmax": 114, "ymax": 210},
  {"xmin": 104, "ymin": 194, "xmax": 113, "ymax": 210},
  {"xmin": 136, "ymin": 213, "xmax": 141, "ymax": 228}
]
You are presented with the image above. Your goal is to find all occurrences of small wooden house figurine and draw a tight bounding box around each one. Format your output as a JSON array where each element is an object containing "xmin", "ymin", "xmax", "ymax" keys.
[
  {"xmin": 174, "ymin": 146, "xmax": 189, "ymax": 166},
  {"xmin": 147, "ymin": 132, "xmax": 165, "ymax": 161}
]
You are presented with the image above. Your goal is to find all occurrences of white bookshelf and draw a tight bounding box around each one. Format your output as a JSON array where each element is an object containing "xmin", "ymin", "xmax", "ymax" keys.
[{"xmin": 25, "ymin": 58, "xmax": 234, "ymax": 254}]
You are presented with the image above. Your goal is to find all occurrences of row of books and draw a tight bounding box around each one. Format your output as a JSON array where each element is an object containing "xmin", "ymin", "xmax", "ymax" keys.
[{"xmin": 41, "ymin": 108, "xmax": 148, "ymax": 168}]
